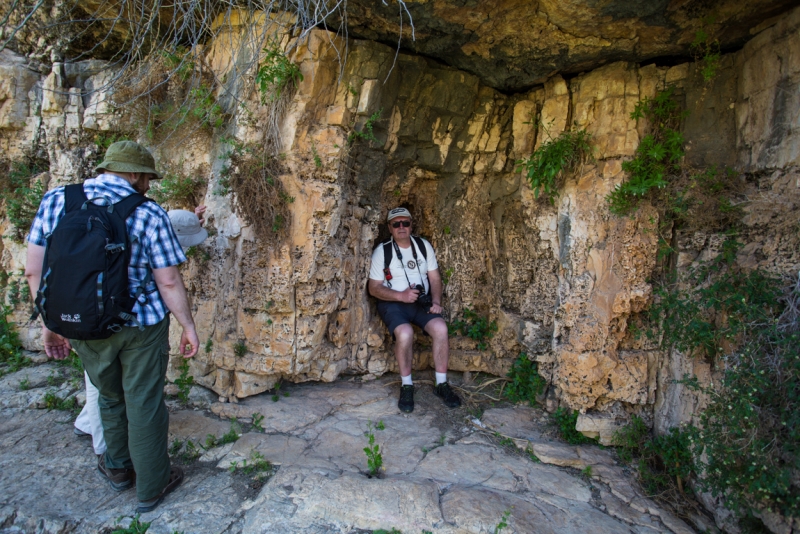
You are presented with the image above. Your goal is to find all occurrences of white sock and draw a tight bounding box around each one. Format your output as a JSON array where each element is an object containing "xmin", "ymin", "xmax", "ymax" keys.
[
  {"xmin": 435, "ymin": 372, "xmax": 447, "ymax": 385},
  {"xmin": 401, "ymin": 374, "xmax": 413, "ymax": 386}
]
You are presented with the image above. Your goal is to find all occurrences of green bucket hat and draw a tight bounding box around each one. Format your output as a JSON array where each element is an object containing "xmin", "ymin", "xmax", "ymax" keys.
[{"xmin": 95, "ymin": 140, "xmax": 162, "ymax": 179}]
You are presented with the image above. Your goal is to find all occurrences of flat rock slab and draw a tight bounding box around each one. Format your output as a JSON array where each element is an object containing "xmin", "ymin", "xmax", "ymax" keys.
[{"xmin": 0, "ymin": 365, "xmax": 696, "ymax": 533}]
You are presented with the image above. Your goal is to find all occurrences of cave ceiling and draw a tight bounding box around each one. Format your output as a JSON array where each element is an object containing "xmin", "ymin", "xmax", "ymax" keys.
[
  {"xmin": 336, "ymin": 0, "xmax": 800, "ymax": 92},
  {"xmin": 12, "ymin": 0, "xmax": 800, "ymax": 93}
]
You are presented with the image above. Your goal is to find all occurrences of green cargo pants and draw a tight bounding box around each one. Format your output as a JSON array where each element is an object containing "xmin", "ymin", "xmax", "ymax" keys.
[{"xmin": 72, "ymin": 317, "xmax": 171, "ymax": 502}]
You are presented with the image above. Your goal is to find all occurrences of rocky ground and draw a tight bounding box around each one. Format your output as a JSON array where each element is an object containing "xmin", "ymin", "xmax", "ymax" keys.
[{"xmin": 0, "ymin": 359, "xmax": 713, "ymax": 534}]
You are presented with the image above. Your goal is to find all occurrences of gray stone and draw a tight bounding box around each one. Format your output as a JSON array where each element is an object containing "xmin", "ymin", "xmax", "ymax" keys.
[
  {"xmin": 531, "ymin": 442, "xmax": 585, "ymax": 468},
  {"xmin": 481, "ymin": 405, "xmax": 546, "ymax": 443}
]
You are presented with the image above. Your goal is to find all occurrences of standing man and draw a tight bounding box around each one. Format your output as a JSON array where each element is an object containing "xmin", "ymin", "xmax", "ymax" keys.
[
  {"xmin": 25, "ymin": 141, "xmax": 199, "ymax": 513},
  {"xmin": 368, "ymin": 207, "xmax": 462, "ymax": 413}
]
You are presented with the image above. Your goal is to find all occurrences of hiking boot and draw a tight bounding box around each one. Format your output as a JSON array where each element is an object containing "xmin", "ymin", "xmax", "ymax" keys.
[
  {"xmin": 137, "ymin": 466, "xmax": 184, "ymax": 513},
  {"xmin": 97, "ymin": 454, "xmax": 134, "ymax": 492},
  {"xmin": 434, "ymin": 382, "xmax": 462, "ymax": 408},
  {"xmin": 73, "ymin": 427, "xmax": 91, "ymax": 438},
  {"xmin": 398, "ymin": 384, "xmax": 415, "ymax": 413}
]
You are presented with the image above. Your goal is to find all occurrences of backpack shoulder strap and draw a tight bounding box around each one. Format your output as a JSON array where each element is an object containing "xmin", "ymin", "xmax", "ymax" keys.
[
  {"xmin": 383, "ymin": 240, "xmax": 393, "ymax": 271},
  {"xmin": 411, "ymin": 235, "xmax": 428, "ymax": 261},
  {"xmin": 64, "ymin": 184, "xmax": 87, "ymax": 213},
  {"xmin": 113, "ymin": 193, "xmax": 150, "ymax": 222}
]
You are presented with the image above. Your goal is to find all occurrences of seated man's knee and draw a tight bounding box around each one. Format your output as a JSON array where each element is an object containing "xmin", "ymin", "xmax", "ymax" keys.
[
  {"xmin": 426, "ymin": 318, "xmax": 448, "ymax": 339},
  {"xmin": 393, "ymin": 323, "xmax": 414, "ymax": 343}
]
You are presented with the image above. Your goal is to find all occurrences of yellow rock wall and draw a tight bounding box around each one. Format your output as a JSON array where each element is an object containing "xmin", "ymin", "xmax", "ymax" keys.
[{"xmin": 1, "ymin": 9, "xmax": 798, "ymax": 422}]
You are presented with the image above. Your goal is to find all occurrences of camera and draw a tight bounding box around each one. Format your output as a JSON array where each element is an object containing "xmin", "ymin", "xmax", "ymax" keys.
[{"xmin": 413, "ymin": 284, "xmax": 433, "ymax": 308}]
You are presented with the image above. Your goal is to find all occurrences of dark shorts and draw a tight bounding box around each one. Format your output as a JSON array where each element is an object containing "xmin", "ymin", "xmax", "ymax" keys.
[{"xmin": 376, "ymin": 300, "xmax": 442, "ymax": 337}]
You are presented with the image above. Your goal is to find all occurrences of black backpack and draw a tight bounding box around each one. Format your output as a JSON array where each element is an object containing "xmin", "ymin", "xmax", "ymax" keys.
[{"xmin": 34, "ymin": 184, "xmax": 151, "ymax": 340}]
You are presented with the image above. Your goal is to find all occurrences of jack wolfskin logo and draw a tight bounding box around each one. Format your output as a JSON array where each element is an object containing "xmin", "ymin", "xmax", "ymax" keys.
[{"xmin": 61, "ymin": 314, "xmax": 81, "ymax": 323}]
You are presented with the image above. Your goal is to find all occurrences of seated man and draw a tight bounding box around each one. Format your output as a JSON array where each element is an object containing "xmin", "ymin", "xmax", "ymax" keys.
[{"xmin": 368, "ymin": 207, "xmax": 462, "ymax": 413}]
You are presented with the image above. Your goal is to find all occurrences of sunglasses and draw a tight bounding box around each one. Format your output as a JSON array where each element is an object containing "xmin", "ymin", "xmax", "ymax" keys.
[{"xmin": 391, "ymin": 220, "xmax": 411, "ymax": 228}]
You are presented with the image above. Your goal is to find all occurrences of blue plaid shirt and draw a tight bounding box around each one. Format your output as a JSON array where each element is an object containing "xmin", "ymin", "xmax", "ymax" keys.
[{"xmin": 28, "ymin": 174, "xmax": 186, "ymax": 327}]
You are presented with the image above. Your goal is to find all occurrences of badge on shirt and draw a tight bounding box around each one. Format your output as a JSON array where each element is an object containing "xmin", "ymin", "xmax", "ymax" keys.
[{"xmin": 407, "ymin": 260, "xmax": 416, "ymax": 269}]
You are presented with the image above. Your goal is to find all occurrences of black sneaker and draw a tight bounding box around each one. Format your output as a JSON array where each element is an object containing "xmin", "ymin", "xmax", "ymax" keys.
[
  {"xmin": 434, "ymin": 382, "xmax": 462, "ymax": 408},
  {"xmin": 398, "ymin": 384, "xmax": 415, "ymax": 413},
  {"xmin": 97, "ymin": 454, "xmax": 134, "ymax": 492}
]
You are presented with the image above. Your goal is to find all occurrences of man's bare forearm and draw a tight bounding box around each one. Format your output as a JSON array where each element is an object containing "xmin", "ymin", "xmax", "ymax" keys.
[
  {"xmin": 153, "ymin": 266, "xmax": 196, "ymax": 331},
  {"xmin": 368, "ymin": 280, "xmax": 404, "ymax": 302}
]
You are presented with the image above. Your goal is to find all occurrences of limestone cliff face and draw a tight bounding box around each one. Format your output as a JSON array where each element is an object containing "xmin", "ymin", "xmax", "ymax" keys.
[{"xmin": 0, "ymin": 6, "xmax": 798, "ymax": 428}]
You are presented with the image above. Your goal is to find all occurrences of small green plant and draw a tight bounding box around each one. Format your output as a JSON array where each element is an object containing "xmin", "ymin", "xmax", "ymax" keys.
[
  {"xmin": 581, "ymin": 465, "xmax": 593, "ymax": 478},
  {"xmin": 169, "ymin": 438, "xmax": 184, "ymax": 456},
  {"xmin": 174, "ymin": 357, "xmax": 194, "ymax": 404},
  {"xmin": 493, "ymin": 432, "xmax": 515, "ymax": 448},
  {"xmin": 311, "ymin": 142, "xmax": 322, "ymax": 168},
  {"xmin": 18, "ymin": 375, "xmax": 30, "ymax": 390},
  {"xmin": 204, "ymin": 337, "xmax": 213, "ymax": 353},
  {"xmin": 441, "ymin": 267, "xmax": 454, "ymax": 285},
  {"xmin": 363, "ymin": 420, "xmax": 385, "ymax": 476},
  {"xmin": 231, "ymin": 450, "xmax": 273, "ymax": 482},
  {"xmin": 552, "ymin": 407, "xmax": 596, "ymax": 445},
  {"xmin": 251, "ymin": 412, "xmax": 265, "ymax": 432},
  {"xmin": 525, "ymin": 446, "xmax": 540, "ymax": 463},
  {"xmin": 180, "ymin": 440, "xmax": 202, "ymax": 463},
  {"xmin": 220, "ymin": 419, "xmax": 241, "ymax": 445},
  {"xmin": 110, "ymin": 514, "xmax": 151, "ymax": 534},
  {"xmin": 271, "ymin": 381, "xmax": 282, "ymax": 402},
  {"xmin": 205, "ymin": 420, "xmax": 241, "ymax": 449},
  {"xmin": 504, "ymin": 353, "xmax": 547, "ymax": 405},
  {"xmin": 233, "ymin": 341, "xmax": 248, "ymax": 358},
  {"xmin": 348, "ymin": 108, "xmax": 382, "ymax": 145},
  {"xmin": 184, "ymin": 245, "xmax": 211, "ymax": 264},
  {"xmin": 493, "ymin": 508, "xmax": 512, "ymax": 533},
  {"xmin": 148, "ymin": 172, "xmax": 205, "ymax": 209},
  {"xmin": 6, "ymin": 279, "xmax": 20, "ymax": 306},
  {"xmin": 690, "ymin": 23, "xmax": 721, "ymax": 83},
  {"xmin": 256, "ymin": 42, "xmax": 303, "ymax": 103},
  {"xmin": 42, "ymin": 390, "xmax": 78, "ymax": 412},
  {"xmin": 187, "ymin": 85, "xmax": 225, "ymax": 129},
  {"xmin": 373, "ymin": 529, "xmax": 401, "ymax": 534},
  {"xmin": 448, "ymin": 307, "xmax": 498, "ymax": 350},
  {"xmin": 516, "ymin": 127, "xmax": 592, "ymax": 204}
]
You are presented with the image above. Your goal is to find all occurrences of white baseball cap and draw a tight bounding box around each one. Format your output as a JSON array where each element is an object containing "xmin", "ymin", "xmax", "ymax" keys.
[
  {"xmin": 168, "ymin": 209, "xmax": 208, "ymax": 249},
  {"xmin": 387, "ymin": 207, "xmax": 412, "ymax": 221}
]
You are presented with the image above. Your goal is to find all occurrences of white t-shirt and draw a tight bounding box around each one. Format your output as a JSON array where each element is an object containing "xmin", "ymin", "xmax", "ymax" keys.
[{"xmin": 369, "ymin": 237, "xmax": 438, "ymax": 293}]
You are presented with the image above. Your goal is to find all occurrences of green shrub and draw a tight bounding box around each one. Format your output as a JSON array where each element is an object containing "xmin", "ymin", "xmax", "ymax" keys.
[
  {"xmin": 234, "ymin": 341, "xmax": 247, "ymax": 358},
  {"xmin": 552, "ymin": 407, "xmax": 596, "ymax": 445},
  {"xmin": 256, "ymin": 42, "xmax": 303, "ymax": 103},
  {"xmin": 0, "ymin": 304, "xmax": 28, "ymax": 378},
  {"xmin": 612, "ymin": 416, "xmax": 695, "ymax": 494},
  {"xmin": 606, "ymin": 88, "xmax": 685, "ymax": 216},
  {"xmin": 7, "ymin": 177, "xmax": 45, "ymax": 242},
  {"xmin": 348, "ymin": 108, "xmax": 382, "ymax": 145},
  {"xmin": 448, "ymin": 307, "xmax": 498, "ymax": 350},
  {"xmin": 504, "ymin": 353, "xmax": 546, "ymax": 405},
  {"xmin": 148, "ymin": 172, "xmax": 205, "ymax": 209},
  {"xmin": 516, "ymin": 128, "xmax": 592, "ymax": 204},
  {"xmin": 649, "ymin": 241, "xmax": 799, "ymax": 516}
]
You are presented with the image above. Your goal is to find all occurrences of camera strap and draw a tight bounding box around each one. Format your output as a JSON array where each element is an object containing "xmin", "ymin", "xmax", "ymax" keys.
[{"xmin": 391, "ymin": 238, "xmax": 429, "ymax": 292}]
